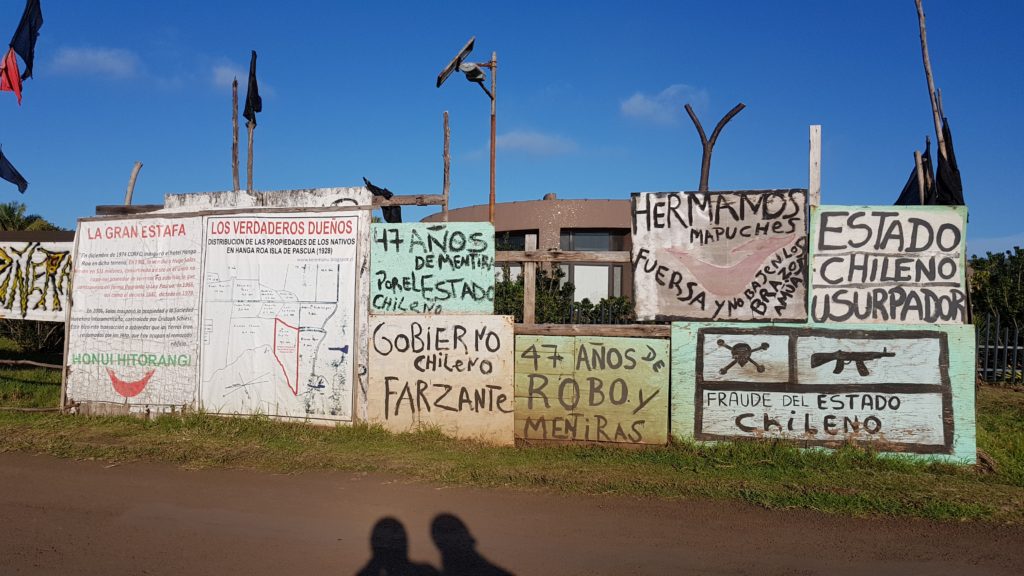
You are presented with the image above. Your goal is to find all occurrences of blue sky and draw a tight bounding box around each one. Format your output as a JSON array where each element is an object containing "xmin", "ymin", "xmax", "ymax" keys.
[{"xmin": 1, "ymin": 1, "xmax": 1021, "ymax": 255}]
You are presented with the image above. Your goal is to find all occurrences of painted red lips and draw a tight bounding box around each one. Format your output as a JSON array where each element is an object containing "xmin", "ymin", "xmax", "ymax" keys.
[{"xmin": 106, "ymin": 368, "xmax": 155, "ymax": 398}]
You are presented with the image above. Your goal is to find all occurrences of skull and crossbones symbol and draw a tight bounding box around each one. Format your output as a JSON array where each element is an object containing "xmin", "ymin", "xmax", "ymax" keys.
[{"xmin": 717, "ymin": 339, "xmax": 770, "ymax": 374}]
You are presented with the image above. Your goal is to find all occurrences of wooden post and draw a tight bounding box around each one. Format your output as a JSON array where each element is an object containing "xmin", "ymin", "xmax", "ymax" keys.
[
  {"xmin": 522, "ymin": 235, "xmax": 537, "ymax": 324},
  {"xmin": 232, "ymin": 78, "xmax": 240, "ymax": 191},
  {"xmin": 685, "ymin": 102, "xmax": 745, "ymax": 191},
  {"xmin": 915, "ymin": 0, "xmax": 948, "ymax": 160},
  {"xmin": 246, "ymin": 120, "xmax": 255, "ymax": 193},
  {"xmin": 914, "ymin": 151, "xmax": 926, "ymax": 205},
  {"xmin": 124, "ymin": 161, "xmax": 143, "ymax": 205},
  {"xmin": 488, "ymin": 51, "xmax": 497, "ymax": 224},
  {"xmin": 808, "ymin": 125, "xmax": 821, "ymax": 207},
  {"xmin": 443, "ymin": 111, "xmax": 450, "ymax": 223}
]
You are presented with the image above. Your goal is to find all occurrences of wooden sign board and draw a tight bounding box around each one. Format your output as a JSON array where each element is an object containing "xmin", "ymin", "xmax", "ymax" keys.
[
  {"xmin": 0, "ymin": 240, "xmax": 73, "ymax": 322},
  {"xmin": 631, "ymin": 190, "xmax": 808, "ymax": 322},
  {"xmin": 514, "ymin": 335, "xmax": 669, "ymax": 445},
  {"xmin": 370, "ymin": 223, "xmax": 495, "ymax": 314},
  {"xmin": 809, "ymin": 206, "xmax": 967, "ymax": 324},
  {"xmin": 671, "ymin": 322, "xmax": 977, "ymax": 462},
  {"xmin": 366, "ymin": 314, "xmax": 514, "ymax": 444}
]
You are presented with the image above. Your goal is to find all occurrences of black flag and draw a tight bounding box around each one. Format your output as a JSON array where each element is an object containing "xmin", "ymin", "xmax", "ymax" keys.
[
  {"xmin": 0, "ymin": 147, "xmax": 27, "ymax": 193},
  {"xmin": 933, "ymin": 117, "xmax": 965, "ymax": 205},
  {"xmin": 242, "ymin": 50, "xmax": 261, "ymax": 126},
  {"xmin": 9, "ymin": 0, "xmax": 42, "ymax": 81},
  {"xmin": 363, "ymin": 177, "xmax": 402, "ymax": 223},
  {"xmin": 895, "ymin": 140, "xmax": 934, "ymax": 206}
]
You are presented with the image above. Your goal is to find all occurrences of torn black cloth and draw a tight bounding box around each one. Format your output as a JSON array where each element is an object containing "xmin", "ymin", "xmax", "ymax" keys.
[{"xmin": 363, "ymin": 177, "xmax": 402, "ymax": 223}]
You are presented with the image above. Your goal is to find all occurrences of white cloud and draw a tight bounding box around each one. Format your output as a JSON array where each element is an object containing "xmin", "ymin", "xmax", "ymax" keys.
[
  {"xmin": 969, "ymin": 233, "xmax": 1024, "ymax": 257},
  {"xmin": 620, "ymin": 84, "xmax": 709, "ymax": 125},
  {"xmin": 496, "ymin": 130, "xmax": 578, "ymax": 156},
  {"xmin": 211, "ymin": 64, "xmax": 243, "ymax": 88},
  {"xmin": 51, "ymin": 47, "xmax": 140, "ymax": 78}
]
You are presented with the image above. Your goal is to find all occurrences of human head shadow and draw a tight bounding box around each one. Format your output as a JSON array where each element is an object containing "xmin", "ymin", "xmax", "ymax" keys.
[
  {"xmin": 356, "ymin": 517, "xmax": 439, "ymax": 576},
  {"xmin": 431, "ymin": 513, "xmax": 514, "ymax": 576}
]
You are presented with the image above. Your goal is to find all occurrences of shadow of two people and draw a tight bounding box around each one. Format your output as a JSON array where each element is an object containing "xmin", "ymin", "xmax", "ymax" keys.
[{"xmin": 356, "ymin": 513, "xmax": 512, "ymax": 576}]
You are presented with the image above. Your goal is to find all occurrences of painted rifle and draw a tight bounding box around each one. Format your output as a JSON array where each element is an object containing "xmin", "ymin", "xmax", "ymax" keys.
[{"xmin": 809, "ymin": 348, "xmax": 895, "ymax": 376}]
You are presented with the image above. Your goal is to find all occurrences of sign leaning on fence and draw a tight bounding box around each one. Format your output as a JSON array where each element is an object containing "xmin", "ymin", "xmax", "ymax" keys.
[
  {"xmin": 199, "ymin": 213, "xmax": 361, "ymax": 421},
  {"xmin": 0, "ymin": 240, "xmax": 73, "ymax": 322},
  {"xmin": 514, "ymin": 335, "xmax": 670, "ymax": 445},
  {"xmin": 66, "ymin": 217, "xmax": 204, "ymax": 409},
  {"xmin": 631, "ymin": 190, "xmax": 808, "ymax": 322},
  {"xmin": 809, "ymin": 205, "xmax": 968, "ymax": 324},
  {"xmin": 671, "ymin": 322, "xmax": 976, "ymax": 462},
  {"xmin": 367, "ymin": 314, "xmax": 515, "ymax": 444},
  {"xmin": 370, "ymin": 222, "xmax": 495, "ymax": 315}
]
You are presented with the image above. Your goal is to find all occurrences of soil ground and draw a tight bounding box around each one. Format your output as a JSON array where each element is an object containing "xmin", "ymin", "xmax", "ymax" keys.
[{"xmin": 1, "ymin": 453, "xmax": 1022, "ymax": 575}]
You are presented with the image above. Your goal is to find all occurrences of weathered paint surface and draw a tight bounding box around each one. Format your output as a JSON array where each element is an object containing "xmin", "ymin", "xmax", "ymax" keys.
[
  {"xmin": 631, "ymin": 190, "xmax": 807, "ymax": 322},
  {"xmin": 67, "ymin": 217, "xmax": 204, "ymax": 410},
  {"xmin": 199, "ymin": 213, "xmax": 360, "ymax": 421},
  {"xmin": 809, "ymin": 205, "xmax": 967, "ymax": 324},
  {"xmin": 161, "ymin": 187, "xmax": 372, "ymax": 212},
  {"xmin": 366, "ymin": 314, "xmax": 514, "ymax": 444},
  {"xmin": 671, "ymin": 322, "xmax": 976, "ymax": 463},
  {"xmin": 370, "ymin": 223, "xmax": 495, "ymax": 314},
  {"xmin": 0, "ymin": 241, "xmax": 72, "ymax": 322},
  {"xmin": 514, "ymin": 335, "xmax": 669, "ymax": 445}
]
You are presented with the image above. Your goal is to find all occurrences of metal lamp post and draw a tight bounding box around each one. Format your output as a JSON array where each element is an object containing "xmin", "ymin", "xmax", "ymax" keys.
[{"xmin": 437, "ymin": 37, "xmax": 497, "ymax": 224}]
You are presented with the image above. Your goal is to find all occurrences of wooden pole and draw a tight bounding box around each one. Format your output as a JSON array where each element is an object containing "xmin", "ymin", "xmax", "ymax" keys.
[
  {"xmin": 232, "ymin": 78, "xmax": 240, "ymax": 191},
  {"xmin": 488, "ymin": 51, "xmax": 497, "ymax": 224},
  {"xmin": 246, "ymin": 120, "xmax": 255, "ymax": 194},
  {"xmin": 685, "ymin": 102, "xmax": 745, "ymax": 191},
  {"xmin": 522, "ymin": 235, "xmax": 537, "ymax": 324},
  {"xmin": 443, "ymin": 111, "xmax": 450, "ymax": 223},
  {"xmin": 915, "ymin": 0, "xmax": 947, "ymax": 160},
  {"xmin": 124, "ymin": 161, "xmax": 143, "ymax": 205},
  {"xmin": 914, "ymin": 151, "xmax": 926, "ymax": 205},
  {"xmin": 808, "ymin": 125, "xmax": 821, "ymax": 207}
]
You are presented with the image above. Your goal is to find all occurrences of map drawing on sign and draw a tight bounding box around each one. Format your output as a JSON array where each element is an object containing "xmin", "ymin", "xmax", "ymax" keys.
[{"xmin": 201, "ymin": 259, "xmax": 356, "ymax": 421}]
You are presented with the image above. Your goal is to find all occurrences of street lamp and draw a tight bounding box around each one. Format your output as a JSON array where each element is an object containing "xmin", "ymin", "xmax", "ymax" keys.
[{"xmin": 436, "ymin": 37, "xmax": 497, "ymax": 224}]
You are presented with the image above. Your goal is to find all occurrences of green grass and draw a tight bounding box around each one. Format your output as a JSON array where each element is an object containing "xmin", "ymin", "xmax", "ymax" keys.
[{"xmin": 2, "ymin": 366, "xmax": 1024, "ymax": 523}]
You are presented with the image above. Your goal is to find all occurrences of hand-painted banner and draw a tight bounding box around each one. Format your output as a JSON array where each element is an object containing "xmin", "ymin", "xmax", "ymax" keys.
[
  {"xmin": 0, "ymin": 240, "xmax": 72, "ymax": 322},
  {"xmin": 671, "ymin": 322, "xmax": 976, "ymax": 462},
  {"xmin": 370, "ymin": 223, "xmax": 495, "ymax": 314},
  {"xmin": 631, "ymin": 190, "xmax": 807, "ymax": 322},
  {"xmin": 367, "ymin": 314, "xmax": 514, "ymax": 444},
  {"xmin": 514, "ymin": 335, "xmax": 669, "ymax": 445},
  {"xmin": 809, "ymin": 206, "xmax": 967, "ymax": 324},
  {"xmin": 66, "ymin": 217, "xmax": 204, "ymax": 408},
  {"xmin": 199, "ymin": 214, "xmax": 360, "ymax": 421}
]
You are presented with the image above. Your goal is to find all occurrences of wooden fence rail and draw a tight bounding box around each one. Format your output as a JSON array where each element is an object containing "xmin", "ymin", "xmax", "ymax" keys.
[{"xmin": 495, "ymin": 249, "xmax": 669, "ymax": 338}]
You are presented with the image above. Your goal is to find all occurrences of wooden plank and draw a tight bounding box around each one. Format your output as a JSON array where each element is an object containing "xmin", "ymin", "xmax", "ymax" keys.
[
  {"xmin": 809, "ymin": 125, "xmax": 821, "ymax": 207},
  {"xmin": 515, "ymin": 324, "xmax": 670, "ymax": 338},
  {"xmin": 366, "ymin": 314, "xmax": 515, "ymax": 444},
  {"xmin": 370, "ymin": 222, "xmax": 495, "ymax": 314},
  {"xmin": 513, "ymin": 335, "xmax": 670, "ymax": 445},
  {"xmin": 0, "ymin": 231, "xmax": 76, "ymax": 242},
  {"xmin": 0, "ymin": 359, "xmax": 61, "ymax": 370},
  {"xmin": 631, "ymin": 190, "xmax": 808, "ymax": 322},
  {"xmin": 496, "ymin": 250, "xmax": 631, "ymax": 263},
  {"xmin": 522, "ymin": 235, "xmax": 537, "ymax": 324},
  {"xmin": 95, "ymin": 204, "xmax": 163, "ymax": 216},
  {"xmin": 372, "ymin": 194, "xmax": 445, "ymax": 207},
  {"xmin": 671, "ymin": 321, "xmax": 978, "ymax": 463},
  {"xmin": 809, "ymin": 205, "xmax": 968, "ymax": 324}
]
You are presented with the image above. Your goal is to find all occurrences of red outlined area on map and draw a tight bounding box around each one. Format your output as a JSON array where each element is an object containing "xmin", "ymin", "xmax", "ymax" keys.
[{"xmin": 272, "ymin": 318, "xmax": 300, "ymax": 395}]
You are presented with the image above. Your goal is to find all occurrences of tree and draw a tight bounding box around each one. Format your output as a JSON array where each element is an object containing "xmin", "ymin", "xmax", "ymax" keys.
[
  {"xmin": 0, "ymin": 201, "xmax": 60, "ymax": 231},
  {"xmin": 970, "ymin": 247, "xmax": 1024, "ymax": 332}
]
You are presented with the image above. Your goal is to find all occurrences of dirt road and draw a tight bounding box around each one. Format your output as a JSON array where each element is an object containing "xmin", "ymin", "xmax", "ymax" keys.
[{"xmin": 0, "ymin": 453, "xmax": 1021, "ymax": 575}]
